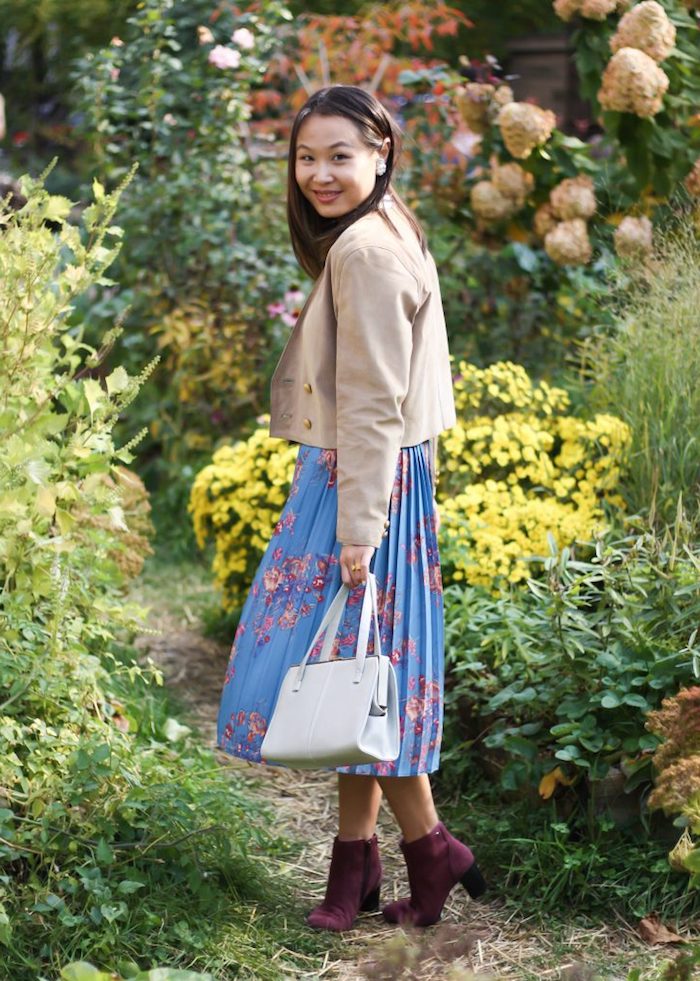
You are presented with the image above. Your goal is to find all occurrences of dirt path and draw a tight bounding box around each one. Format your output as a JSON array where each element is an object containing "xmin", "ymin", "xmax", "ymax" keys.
[{"xmin": 128, "ymin": 559, "xmax": 678, "ymax": 981}]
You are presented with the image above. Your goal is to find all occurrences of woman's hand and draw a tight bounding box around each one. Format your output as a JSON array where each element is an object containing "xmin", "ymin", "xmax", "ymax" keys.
[{"xmin": 339, "ymin": 543, "xmax": 375, "ymax": 588}]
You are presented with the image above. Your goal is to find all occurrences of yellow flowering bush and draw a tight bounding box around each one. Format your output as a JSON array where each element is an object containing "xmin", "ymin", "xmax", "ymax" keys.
[
  {"xmin": 191, "ymin": 368, "xmax": 630, "ymax": 603},
  {"xmin": 188, "ymin": 420, "xmax": 298, "ymax": 610},
  {"xmin": 437, "ymin": 361, "xmax": 630, "ymax": 585}
]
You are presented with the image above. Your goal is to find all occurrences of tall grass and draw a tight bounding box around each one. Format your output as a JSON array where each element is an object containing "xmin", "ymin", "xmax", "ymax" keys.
[{"xmin": 584, "ymin": 221, "xmax": 700, "ymax": 530}]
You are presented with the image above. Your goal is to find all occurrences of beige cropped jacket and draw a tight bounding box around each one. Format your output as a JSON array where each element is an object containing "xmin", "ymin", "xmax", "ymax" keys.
[{"xmin": 269, "ymin": 206, "xmax": 456, "ymax": 548}]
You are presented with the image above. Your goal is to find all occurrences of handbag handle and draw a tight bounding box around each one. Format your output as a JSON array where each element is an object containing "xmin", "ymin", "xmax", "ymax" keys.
[{"xmin": 292, "ymin": 572, "xmax": 382, "ymax": 691}]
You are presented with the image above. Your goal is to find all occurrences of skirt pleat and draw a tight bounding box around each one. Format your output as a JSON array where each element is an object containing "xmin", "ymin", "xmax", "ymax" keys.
[{"xmin": 216, "ymin": 440, "xmax": 444, "ymax": 777}]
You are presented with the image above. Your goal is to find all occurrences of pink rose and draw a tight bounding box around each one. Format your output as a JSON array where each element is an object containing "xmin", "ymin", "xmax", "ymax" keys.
[
  {"xmin": 232, "ymin": 27, "xmax": 255, "ymax": 50},
  {"xmin": 208, "ymin": 45, "xmax": 241, "ymax": 70}
]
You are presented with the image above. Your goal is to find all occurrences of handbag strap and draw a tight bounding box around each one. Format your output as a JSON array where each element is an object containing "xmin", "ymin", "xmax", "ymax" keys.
[{"xmin": 293, "ymin": 572, "xmax": 383, "ymax": 690}]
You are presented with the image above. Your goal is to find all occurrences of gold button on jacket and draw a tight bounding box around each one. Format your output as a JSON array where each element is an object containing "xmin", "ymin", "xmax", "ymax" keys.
[{"xmin": 269, "ymin": 208, "xmax": 455, "ymax": 548}]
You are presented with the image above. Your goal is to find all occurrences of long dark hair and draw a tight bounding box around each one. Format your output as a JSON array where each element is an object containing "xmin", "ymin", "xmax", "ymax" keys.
[{"xmin": 287, "ymin": 85, "xmax": 426, "ymax": 279}]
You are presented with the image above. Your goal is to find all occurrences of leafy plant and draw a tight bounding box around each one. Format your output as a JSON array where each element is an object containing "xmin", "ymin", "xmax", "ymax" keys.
[
  {"xmin": 442, "ymin": 527, "xmax": 700, "ymax": 795},
  {"xmin": 0, "ymin": 170, "xmax": 322, "ymax": 981},
  {"xmin": 71, "ymin": 0, "xmax": 300, "ymax": 543}
]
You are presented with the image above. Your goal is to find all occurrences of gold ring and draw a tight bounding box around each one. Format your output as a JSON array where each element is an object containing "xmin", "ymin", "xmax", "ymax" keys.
[{"xmin": 351, "ymin": 563, "xmax": 360, "ymax": 572}]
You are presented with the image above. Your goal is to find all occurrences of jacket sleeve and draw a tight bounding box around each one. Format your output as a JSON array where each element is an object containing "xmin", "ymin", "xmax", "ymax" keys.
[{"xmin": 332, "ymin": 244, "xmax": 420, "ymax": 547}]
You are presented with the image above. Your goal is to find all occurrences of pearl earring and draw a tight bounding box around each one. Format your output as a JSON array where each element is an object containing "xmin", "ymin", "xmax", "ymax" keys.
[{"xmin": 376, "ymin": 158, "xmax": 387, "ymax": 177}]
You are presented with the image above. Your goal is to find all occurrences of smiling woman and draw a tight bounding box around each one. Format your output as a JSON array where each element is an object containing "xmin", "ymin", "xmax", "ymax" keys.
[{"xmin": 215, "ymin": 84, "xmax": 486, "ymax": 936}]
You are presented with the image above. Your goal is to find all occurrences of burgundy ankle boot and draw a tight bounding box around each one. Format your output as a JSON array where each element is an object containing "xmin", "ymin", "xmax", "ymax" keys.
[
  {"xmin": 382, "ymin": 821, "xmax": 486, "ymax": 927},
  {"xmin": 306, "ymin": 834, "xmax": 382, "ymax": 932}
]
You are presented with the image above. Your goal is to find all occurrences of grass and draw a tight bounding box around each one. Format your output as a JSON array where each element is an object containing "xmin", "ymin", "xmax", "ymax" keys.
[{"xmin": 582, "ymin": 221, "xmax": 700, "ymax": 532}]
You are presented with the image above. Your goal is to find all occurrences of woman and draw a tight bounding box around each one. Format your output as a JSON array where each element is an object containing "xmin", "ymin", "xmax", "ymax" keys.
[{"xmin": 216, "ymin": 84, "xmax": 486, "ymax": 931}]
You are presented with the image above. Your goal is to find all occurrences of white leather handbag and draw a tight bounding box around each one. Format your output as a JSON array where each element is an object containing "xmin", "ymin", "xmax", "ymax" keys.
[{"xmin": 260, "ymin": 572, "xmax": 400, "ymax": 769}]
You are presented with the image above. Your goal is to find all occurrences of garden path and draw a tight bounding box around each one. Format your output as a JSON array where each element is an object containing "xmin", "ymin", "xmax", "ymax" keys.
[{"xmin": 129, "ymin": 558, "xmax": 671, "ymax": 981}]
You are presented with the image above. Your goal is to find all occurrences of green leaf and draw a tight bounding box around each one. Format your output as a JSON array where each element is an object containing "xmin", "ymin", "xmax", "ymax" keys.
[
  {"xmin": 44, "ymin": 195, "xmax": 73, "ymax": 222},
  {"xmin": 96, "ymin": 839, "xmax": 115, "ymax": 869},
  {"xmin": 60, "ymin": 964, "xmax": 112, "ymax": 981},
  {"xmin": 117, "ymin": 880, "xmax": 146, "ymax": 895},
  {"xmin": 0, "ymin": 904, "xmax": 11, "ymax": 947},
  {"xmin": 82, "ymin": 378, "xmax": 104, "ymax": 418},
  {"xmin": 92, "ymin": 178, "xmax": 105, "ymax": 201},
  {"xmin": 163, "ymin": 718, "xmax": 191, "ymax": 742},
  {"xmin": 105, "ymin": 366, "xmax": 130, "ymax": 395}
]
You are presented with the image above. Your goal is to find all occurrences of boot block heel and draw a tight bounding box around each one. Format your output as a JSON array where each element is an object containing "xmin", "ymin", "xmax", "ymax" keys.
[
  {"xmin": 461, "ymin": 861, "xmax": 487, "ymax": 900},
  {"xmin": 359, "ymin": 885, "xmax": 381, "ymax": 912}
]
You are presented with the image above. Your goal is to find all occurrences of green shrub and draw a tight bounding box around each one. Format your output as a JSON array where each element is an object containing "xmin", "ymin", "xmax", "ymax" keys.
[
  {"xmin": 72, "ymin": 0, "xmax": 300, "ymax": 542},
  {"xmin": 0, "ymin": 170, "xmax": 318, "ymax": 980},
  {"xmin": 442, "ymin": 527, "xmax": 700, "ymax": 796}
]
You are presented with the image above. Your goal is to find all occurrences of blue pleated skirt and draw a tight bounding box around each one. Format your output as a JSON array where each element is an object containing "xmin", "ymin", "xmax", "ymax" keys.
[{"xmin": 216, "ymin": 440, "xmax": 444, "ymax": 776}]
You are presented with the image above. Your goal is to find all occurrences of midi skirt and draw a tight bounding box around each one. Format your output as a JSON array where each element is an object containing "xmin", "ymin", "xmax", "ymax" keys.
[{"xmin": 216, "ymin": 440, "xmax": 444, "ymax": 776}]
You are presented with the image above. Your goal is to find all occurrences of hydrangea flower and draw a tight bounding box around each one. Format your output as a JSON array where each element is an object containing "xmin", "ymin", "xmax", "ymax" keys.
[
  {"xmin": 497, "ymin": 102, "xmax": 556, "ymax": 159},
  {"xmin": 598, "ymin": 47, "xmax": 669, "ymax": 117},
  {"xmin": 544, "ymin": 218, "xmax": 592, "ymax": 266},
  {"xmin": 493, "ymin": 84, "xmax": 515, "ymax": 108},
  {"xmin": 614, "ymin": 215, "xmax": 653, "ymax": 258},
  {"xmin": 208, "ymin": 45, "xmax": 241, "ymax": 70},
  {"xmin": 492, "ymin": 162, "xmax": 534, "ymax": 207},
  {"xmin": 553, "ymin": 0, "xmax": 617, "ymax": 20},
  {"xmin": 610, "ymin": 1, "xmax": 676, "ymax": 63},
  {"xmin": 455, "ymin": 83, "xmax": 495, "ymax": 134},
  {"xmin": 470, "ymin": 180, "xmax": 515, "ymax": 222},
  {"xmin": 684, "ymin": 159, "xmax": 700, "ymax": 198},
  {"xmin": 534, "ymin": 203, "xmax": 558, "ymax": 238},
  {"xmin": 550, "ymin": 175, "xmax": 596, "ymax": 220}
]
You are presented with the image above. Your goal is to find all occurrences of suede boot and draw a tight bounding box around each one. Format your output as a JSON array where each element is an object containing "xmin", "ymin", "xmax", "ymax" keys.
[
  {"xmin": 306, "ymin": 834, "xmax": 382, "ymax": 932},
  {"xmin": 382, "ymin": 821, "xmax": 486, "ymax": 927}
]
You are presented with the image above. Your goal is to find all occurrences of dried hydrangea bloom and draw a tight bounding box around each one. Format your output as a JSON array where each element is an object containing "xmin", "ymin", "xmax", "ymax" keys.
[
  {"xmin": 580, "ymin": 0, "xmax": 618, "ymax": 19},
  {"xmin": 611, "ymin": 1, "xmax": 676, "ymax": 63},
  {"xmin": 614, "ymin": 215, "xmax": 653, "ymax": 258},
  {"xmin": 534, "ymin": 202, "xmax": 558, "ymax": 238},
  {"xmin": 493, "ymin": 84, "xmax": 515, "ymax": 108},
  {"xmin": 456, "ymin": 82, "xmax": 495, "ymax": 134},
  {"xmin": 598, "ymin": 47, "xmax": 670, "ymax": 117},
  {"xmin": 550, "ymin": 175, "xmax": 596, "ymax": 220},
  {"xmin": 553, "ymin": 0, "xmax": 581, "ymax": 21},
  {"xmin": 497, "ymin": 102, "xmax": 557, "ymax": 159},
  {"xmin": 554, "ymin": 0, "xmax": 617, "ymax": 19},
  {"xmin": 492, "ymin": 162, "xmax": 535, "ymax": 207},
  {"xmin": 684, "ymin": 159, "xmax": 700, "ymax": 197},
  {"xmin": 470, "ymin": 180, "xmax": 516, "ymax": 222},
  {"xmin": 544, "ymin": 218, "xmax": 592, "ymax": 265}
]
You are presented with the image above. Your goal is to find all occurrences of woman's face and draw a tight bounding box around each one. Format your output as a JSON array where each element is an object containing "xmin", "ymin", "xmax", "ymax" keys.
[{"xmin": 294, "ymin": 113, "xmax": 388, "ymax": 219}]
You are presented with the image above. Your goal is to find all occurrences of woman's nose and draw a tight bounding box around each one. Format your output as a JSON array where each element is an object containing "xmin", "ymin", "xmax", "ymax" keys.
[{"xmin": 313, "ymin": 163, "xmax": 334, "ymax": 183}]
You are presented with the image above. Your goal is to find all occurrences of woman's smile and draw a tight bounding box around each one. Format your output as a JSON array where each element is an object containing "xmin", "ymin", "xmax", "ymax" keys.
[{"xmin": 314, "ymin": 189, "xmax": 342, "ymax": 205}]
